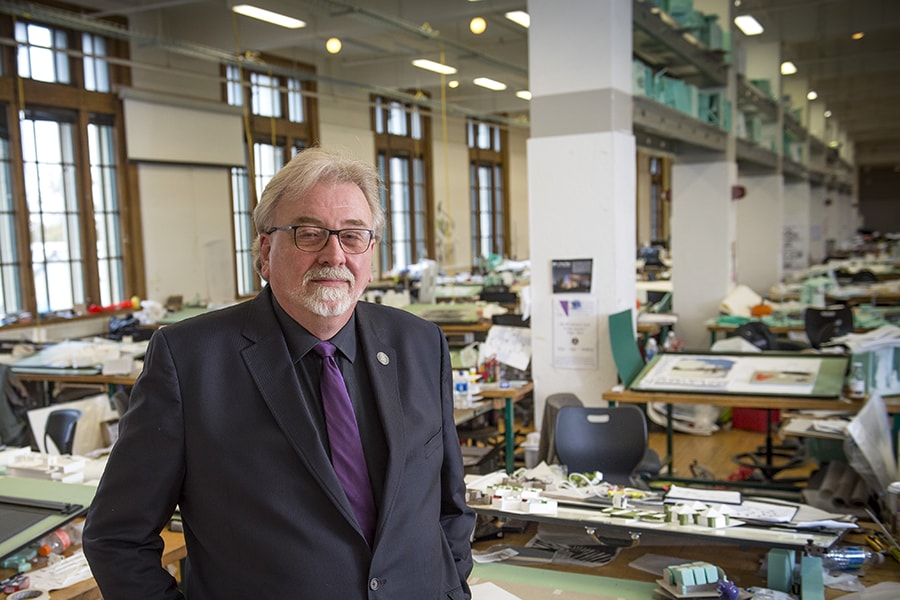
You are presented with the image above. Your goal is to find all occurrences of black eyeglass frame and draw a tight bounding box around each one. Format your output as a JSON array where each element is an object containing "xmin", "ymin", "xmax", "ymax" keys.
[{"xmin": 265, "ymin": 225, "xmax": 375, "ymax": 254}]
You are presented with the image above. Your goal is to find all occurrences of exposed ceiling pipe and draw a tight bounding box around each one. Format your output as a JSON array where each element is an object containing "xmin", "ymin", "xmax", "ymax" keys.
[{"xmin": 0, "ymin": 0, "xmax": 529, "ymax": 128}]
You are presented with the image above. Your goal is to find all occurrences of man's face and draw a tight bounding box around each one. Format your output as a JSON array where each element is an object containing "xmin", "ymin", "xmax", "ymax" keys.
[{"xmin": 260, "ymin": 181, "xmax": 374, "ymax": 322}]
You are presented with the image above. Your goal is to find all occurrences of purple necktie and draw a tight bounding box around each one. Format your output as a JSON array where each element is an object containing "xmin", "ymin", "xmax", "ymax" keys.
[{"xmin": 314, "ymin": 341, "xmax": 377, "ymax": 545}]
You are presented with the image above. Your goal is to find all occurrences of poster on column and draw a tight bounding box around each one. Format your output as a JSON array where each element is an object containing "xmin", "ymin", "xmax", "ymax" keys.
[
  {"xmin": 782, "ymin": 214, "xmax": 806, "ymax": 271},
  {"xmin": 552, "ymin": 296, "xmax": 598, "ymax": 369}
]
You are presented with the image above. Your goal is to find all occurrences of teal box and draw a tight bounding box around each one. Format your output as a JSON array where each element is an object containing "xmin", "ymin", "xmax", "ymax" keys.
[
  {"xmin": 664, "ymin": 0, "xmax": 694, "ymax": 16},
  {"xmin": 698, "ymin": 90, "xmax": 721, "ymax": 125},
  {"xmin": 767, "ymin": 548, "xmax": 795, "ymax": 593},
  {"xmin": 633, "ymin": 59, "xmax": 653, "ymax": 96},
  {"xmin": 751, "ymin": 78, "xmax": 773, "ymax": 100}
]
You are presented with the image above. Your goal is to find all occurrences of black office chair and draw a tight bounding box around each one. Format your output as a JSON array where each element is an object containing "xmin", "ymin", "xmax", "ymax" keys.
[
  {"xmin": 804, "ymin": 304, "xmax": 853, "ymax": 349},
  {"xmin": 850, "ymin": 269, "xmax": 878, "ymax": 283},
  {"xmin": 44, "ymin": 408, "xmax": 83, "ymax": 455},
  {"xmin": 728, "ymin": 321, "xmax": 807, "ymax": 352},
  {"xmin": 111, "ymin": 389, "xmax": 130, "ymax": 417},
  {"xmin": 479, "ymin": 285, "xmax": 518, "ymax": 307},
  {"xmin": 554, "ymin": 405, "xmax": 661, "ymax": 487}
]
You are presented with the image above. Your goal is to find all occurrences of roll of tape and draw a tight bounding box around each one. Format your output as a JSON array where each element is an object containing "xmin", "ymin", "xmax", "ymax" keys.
[{"xmin": 8, "ymin": 590, "xmax": 51, "ymax": 600}]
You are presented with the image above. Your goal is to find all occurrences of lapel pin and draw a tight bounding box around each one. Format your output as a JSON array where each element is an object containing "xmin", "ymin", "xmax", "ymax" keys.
[{"xmin": 376, "ymin": 352, "xmax": 390, "ymax": 365}]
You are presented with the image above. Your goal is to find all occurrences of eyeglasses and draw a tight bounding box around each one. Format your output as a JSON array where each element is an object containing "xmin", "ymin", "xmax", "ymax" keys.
[{"xmin": 266, "ymin": 225, "xmax": 375, "ymax": 254}]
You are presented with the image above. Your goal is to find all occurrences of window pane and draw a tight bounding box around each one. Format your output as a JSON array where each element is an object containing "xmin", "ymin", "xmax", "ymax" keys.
[
  {"xmin": 0, "ymin": 109, "xmax": 21, "ymax": 315},
  {"xmin": 16, "ymin": 23, "xmax": 70, "ymax": 84},
  {"xmin": 83, "ymin": 33, "xmax": 110, "ymax": 92},
  {"xmin": 22, "ymin": 117, "xmax": 84, "ymax": 313},
  {"xmin": 226, "ymin": 65, "xmax": 244, "ymax": 106},
  {"xmin": 231, "ymin": 166, "xmax": 255, "ymax": 296},
  {"xmin": 89, "ymin": 122, "xmax": 124, "ymax": 307},
  {"xmin": 387, "ymin": 102, "xmax": 407, "ymax": 136},
  {"xmin": 251, "ymin": 73, "xmax": 282, "ymax": 118},
  {"xmin": 287, "ymin": 78, "xmax": 304, "ymax": 122}
]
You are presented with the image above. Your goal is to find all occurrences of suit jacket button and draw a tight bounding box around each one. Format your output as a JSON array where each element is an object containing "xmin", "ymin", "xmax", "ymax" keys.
[{"xmin": 369, "ymin": 578, "xmax": 380, "ymax": 591}]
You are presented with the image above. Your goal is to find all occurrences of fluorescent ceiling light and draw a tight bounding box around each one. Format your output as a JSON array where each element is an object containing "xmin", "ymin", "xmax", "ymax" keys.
[
  {"xmin": 474, "ymin": 77, "xmax": 506, "ymax": 91},
  {"xmin": 516, "ymin": 90, "xmax": 532, "ymax": 101},
  {"xmin": 412, "ymin": 59, "xmax": 457, "ymax": 75},
  {"xmin": 504, "ymin": 11, "xmax": 530, "ymax": 28},
  {"xmin": 734, "ymin": 15, "xmax": 763, "ymax": 36},
  {"xmin": 232, "ymin": 4, "xmax": 306, "ymax": 29},
  {"xmin": 780, "ymin": 61, "xmax": 797, "ymax": 75}
]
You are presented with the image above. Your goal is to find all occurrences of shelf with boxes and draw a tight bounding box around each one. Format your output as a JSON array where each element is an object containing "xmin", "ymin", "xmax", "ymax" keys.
[{"xmin": 632, "ymin": 0, "xmax": 731, "ymax": 154}]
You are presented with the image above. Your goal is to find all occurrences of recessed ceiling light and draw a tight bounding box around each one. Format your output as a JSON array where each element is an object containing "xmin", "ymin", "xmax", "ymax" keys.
[
  {"xmin": 851, "ymin": 31, "xmax": 864, "ymax": 40},
  {"xmin": 232, "ymin": 4, "xmax": 306, "ymax": 29},
  {"xmin": 473, "ymin": 77, "xmax": 506, "ymax": 91},
  {"xmin": 516, "ymin": 90, "xmax": 532, "ymax": 101},
  {"xmin": 780, "ymin": 61, "xmax": 797, "ymax": 75},
  {"xmin": 448, "ymin": 80, "xmax": 460, "ymax": 88},
  {"xmin": 470, "ymin": 17, "xmax": 487, "ymax": 35},
  {"xmin": 504, "ymin": 11, "xmax": 530, "ymax": 28},
  {"xmin": 807, "ymin": 90, "xmax": 818, "ymax": 101},
  {"xmin": 325, "ymin": 37, "xmax": 342, "ymax": 54},
  {"xmin": 734, "ymin": 15, "xmax": 763, "ymax": 36},
  {"xmin": 824, "ymin": 110, "xmax": 833, "ymax": 118},
  {"xmin": 412, "ymin": 59, "xmax": 458, "ymax": 75}
]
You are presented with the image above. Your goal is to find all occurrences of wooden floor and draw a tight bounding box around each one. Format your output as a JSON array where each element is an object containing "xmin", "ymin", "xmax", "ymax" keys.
[
  {"xmin": 648, "ymin": 425, "xmax": 819, "ymax": 483},
  {"xmin": 505, "ymin": 409, "xmax": 821, "ymax": 485}
]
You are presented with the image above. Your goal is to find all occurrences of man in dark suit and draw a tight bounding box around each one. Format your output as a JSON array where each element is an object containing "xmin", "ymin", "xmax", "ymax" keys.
[{"xmin": 83, "ymin": 147, "xmax": 476, "ymax": 599}]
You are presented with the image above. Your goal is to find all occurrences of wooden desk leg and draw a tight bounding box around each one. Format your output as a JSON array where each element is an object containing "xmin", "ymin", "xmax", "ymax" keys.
[
  {"xmin": 504, "ymin": 398, "xmax": 514, "ymax": 474},
  {"xmin": 666, "ymin": 403, "xmax": 674, "ymax": 476}
]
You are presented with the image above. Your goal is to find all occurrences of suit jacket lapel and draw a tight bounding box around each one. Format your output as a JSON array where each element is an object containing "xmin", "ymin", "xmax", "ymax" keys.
[
  {"xmin": 240, "ymin": 289, "xmax": 358, "ymax": 527},
  {"xmin": 355, "ymin": 304, "xmax": 406, "ymax": 529}
]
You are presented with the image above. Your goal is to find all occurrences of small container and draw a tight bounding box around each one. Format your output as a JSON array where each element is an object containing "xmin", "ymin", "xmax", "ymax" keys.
[
  {"xmin": 847, "ymin": 362, "xmax": 866, "ymax": 399},
  {"xmin": 888, "ymin": 481, "xmax": 900, "ymax": 536}
]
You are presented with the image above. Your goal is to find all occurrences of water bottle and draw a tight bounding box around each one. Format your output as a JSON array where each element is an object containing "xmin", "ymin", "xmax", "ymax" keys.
[
  {"xmin": 645, "ymin": 337, "xmax": 659, "ymax": 361},
  {"xmin": 819, "ymin": 546, "xmax": 882, "ymax": 573},
  {"xmin": 847, "ymin": 362, "xmax": 866, "ymax": 399},
  {"xmin": 453, "ymin": 370, "xmax": 469, "ymax": 408},
  {"xmin": 37, "ymin": 521, "xmax": 83, "ymax": 557}
]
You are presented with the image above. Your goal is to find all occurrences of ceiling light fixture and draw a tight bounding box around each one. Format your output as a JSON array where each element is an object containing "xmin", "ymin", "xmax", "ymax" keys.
[
  {"xmin": 504, "ymin": 11, "xmax": 530, "ymax": 28},
  {"xmin": 325, "ymin": 37, "xmax": 342, "ymax": 54},
  {"xmin": 780, "ymin": 61, "xmax": 797, "ymax": 75},
  {"xmin": 470, "ymin": 17, "xmax": 487, "ymax": 35},
  {"xmin": 474, "ymin": 77, "xmax": 506, "ymax": 91},
  {"xmin": 824, "ymin": 110, "xmax": 833, "ymax": 118},
  {"xmin": 232, "ymin": 4, "xmax": 306, "ymax": 29},
  {"xmin": 851, "ymin": 31, "xmax": 864, "ymax": 40},
  {"xmin": 448, "ymin": 80, "xmax": 460, "ymax": 88},
  {"xmin": 516, "ymin": 90, "xmax": 532, "ymax": 101},
  {"xmin": 412, "ymin": 59, "xmax": 458, "ymax": 75},
  {"xmin": 734, "ymin": 15, "xmax": 763, "ymax": 36},
  {"xmin": 807, "ymin": 90, "xmax": 818, "ymax": 101}
]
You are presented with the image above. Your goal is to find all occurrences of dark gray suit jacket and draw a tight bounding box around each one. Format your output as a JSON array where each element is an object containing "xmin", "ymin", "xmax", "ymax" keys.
[{"xmin": 83, "ymin": 287, "xmax": 475, "ymax": 599}]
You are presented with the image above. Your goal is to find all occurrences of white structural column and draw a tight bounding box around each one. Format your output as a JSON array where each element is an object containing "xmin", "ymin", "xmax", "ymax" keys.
[
  {"xmin": 527, "ymin": 0, "xmax": 636, "ymax": 421},
  {"xmin": 671, "ymin": 158, "xmax": 737, "ymax": 350},
  {"xmin": 737, "ymin": 173, "xmax": 784, "ymax": 294}
]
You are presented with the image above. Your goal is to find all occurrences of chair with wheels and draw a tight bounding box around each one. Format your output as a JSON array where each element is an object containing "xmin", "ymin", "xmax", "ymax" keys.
[
  {"xmin": 43, "ymin": 408, "xmax": 83, "ymax": 455},
  {"xmin": 536, "ymin": 392, "xmax": 584, "ymax": 465},
  {"xmin": 728, "ymin": 321, "xmax": 808, "ymax": 352},
  {"xmin": 554, "ymin": 405, "xmax": 659, "ymax": 487},
  {"xmin": 804, "ymin": 304, "xmax": 853, "ymax": 349},
  {"xmin": 851, "ymin": 269, "xmax": 878, "ymax": 283}
]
